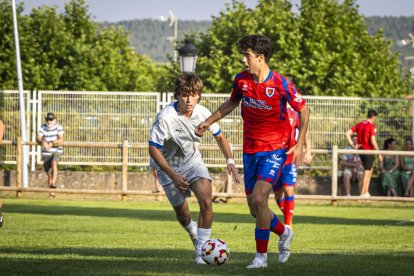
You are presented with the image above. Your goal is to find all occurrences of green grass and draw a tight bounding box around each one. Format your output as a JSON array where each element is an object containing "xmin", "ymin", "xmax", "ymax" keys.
[{"xmin": 0, "ymin": 198, "xmax": 413, "ymax": 275}]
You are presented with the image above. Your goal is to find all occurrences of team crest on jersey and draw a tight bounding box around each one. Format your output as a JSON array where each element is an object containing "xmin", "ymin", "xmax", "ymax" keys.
[
  {"xmin": 265, "ymin": 87, "xmax": 275, "ymax": 97},
  {"xmin": 242, "ymin": 83, "xmax": 248, "ymax": 91}
]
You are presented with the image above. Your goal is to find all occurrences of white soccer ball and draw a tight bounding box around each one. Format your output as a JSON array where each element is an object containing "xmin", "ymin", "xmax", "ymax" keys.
[{"xmin": 201, "ymin": 238, "xmax": 230, "ymax": 265}]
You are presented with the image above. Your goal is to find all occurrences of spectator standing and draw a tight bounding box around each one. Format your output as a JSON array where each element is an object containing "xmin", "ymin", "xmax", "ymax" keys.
[
  {"xmin": 341, "ymin": 135, "xmax": 364, "ymax": 196},
  {"xmin": 37, "ymin": 113, "xmax": 64, "ymax": 198},
  {"xmin": 380, "ymin": 138, "xmax": 400, "ymax": 196},
  {"xmin": 345, "ymin": 109, "xmax": 382, "ymax": 197}
]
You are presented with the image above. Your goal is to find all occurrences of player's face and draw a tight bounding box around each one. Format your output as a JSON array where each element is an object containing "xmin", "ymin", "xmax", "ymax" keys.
[
  {"xmin": 241, "ymin": 49, "xmax": 263, "ymax": 75},
  {"xmin": 177, "ymin": 93, "xmax": 200, "ymax": 116}
]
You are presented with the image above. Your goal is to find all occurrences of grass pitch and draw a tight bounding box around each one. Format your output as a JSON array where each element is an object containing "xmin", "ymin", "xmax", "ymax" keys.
[{"xmin": 0, "ymin": 198, "xmax": 413, "ymax": 275}]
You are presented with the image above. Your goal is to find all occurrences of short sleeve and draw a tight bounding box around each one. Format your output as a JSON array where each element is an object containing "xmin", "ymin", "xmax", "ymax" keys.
[
  {"xmin": 149, "ymin": 115, "xmax": 171, "ymax": 149},
  {"xmin": 200, "ymin": 105, "xmax": 221, "ymax": 137},
  {"xmin": 230, "ymin": 74, "xmax": 243, "ymax": 103},
  {"xmin": 371, "ymin": 125, "xmax": 377, "ymax": 136},
  {"xmin": 284, "ymin": 78, "xmax": 306, "ymax": 113}
]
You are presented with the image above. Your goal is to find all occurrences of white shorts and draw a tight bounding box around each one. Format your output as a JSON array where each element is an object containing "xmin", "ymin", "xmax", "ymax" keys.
[{"xmin": 158, "ymin": 164, "xmax": 211, "ymax": 207}]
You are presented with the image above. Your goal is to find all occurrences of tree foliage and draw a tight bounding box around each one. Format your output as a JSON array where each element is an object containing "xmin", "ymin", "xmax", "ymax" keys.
[
  {"xmin": 193, "ymin": 0, "xmax": 411, "ymax": 97},
  {"xmin": 0, "ymin": 0, "xmax": 162, "ymax": 91}
]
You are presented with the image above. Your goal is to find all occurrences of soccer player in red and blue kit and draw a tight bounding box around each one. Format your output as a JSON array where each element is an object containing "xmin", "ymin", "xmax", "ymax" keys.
[
  {"xmin": 274, "ymin": 106, "xmax": 312, "ymax": 227},
  {"xmin": 196, "ymin": 34, "xmax": 309, "ymax": 268}
]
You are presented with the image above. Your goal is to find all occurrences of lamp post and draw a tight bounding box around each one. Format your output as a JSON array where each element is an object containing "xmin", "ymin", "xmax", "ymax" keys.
[
  {"xmin": 178, "ymin": 41, "xmax": 198, "ymax": 74},
  {"xmin": 11, "ymin": 0, "xmax": 29, "ymax": 188}
]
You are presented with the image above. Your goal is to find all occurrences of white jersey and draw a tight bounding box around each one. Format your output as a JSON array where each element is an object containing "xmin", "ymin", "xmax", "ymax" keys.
[
  {"xmin": 38, "ymin": 123, "xmax": 64, "ymax": 156},
  {"xmin": 149, "ymin": 102, "xmax": 221, "ymax": 185}
]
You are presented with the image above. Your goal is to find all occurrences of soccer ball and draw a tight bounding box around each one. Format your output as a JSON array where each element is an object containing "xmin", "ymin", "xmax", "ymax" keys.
[{"xmin": 201, "ymin": 238, "xmax": 230, "ymax": 265}]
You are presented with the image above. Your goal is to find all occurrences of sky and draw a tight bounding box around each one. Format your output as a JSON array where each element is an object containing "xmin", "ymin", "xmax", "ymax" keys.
[{"xmin": 18, "ymin": 0, "xmax": 414, "ymax": 22}]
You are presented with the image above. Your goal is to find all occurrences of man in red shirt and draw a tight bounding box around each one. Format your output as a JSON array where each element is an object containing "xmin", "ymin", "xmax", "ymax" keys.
[
  {"xmin": 196, "ymin": 35, "xmax": 309, "ymax": 268},
  {"xmin": 345, "ymin": 109, "xmax": 381, "ymax": 197}
]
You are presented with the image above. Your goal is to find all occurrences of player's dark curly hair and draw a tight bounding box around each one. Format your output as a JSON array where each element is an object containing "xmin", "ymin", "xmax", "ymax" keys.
[
  {"xmin": 237, "ymin": 34, "xmax": 272, "ymax": 63},
  {"xmin": 173, "ymin": 73, "xmax": 203, "ymax": 102}
]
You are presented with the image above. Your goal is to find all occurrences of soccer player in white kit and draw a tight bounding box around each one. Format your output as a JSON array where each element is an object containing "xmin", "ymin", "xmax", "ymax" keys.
[{"xmin": 149, "ymin": 73, "xmax": 240, "ymax": 264}]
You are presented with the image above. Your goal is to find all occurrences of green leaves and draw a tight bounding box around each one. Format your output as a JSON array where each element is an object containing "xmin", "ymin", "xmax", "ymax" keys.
[
  {"xmin": 0, "ymin": 0, "xmax": 164, "ymax": 92},
  {"xmin": 192, "ymin": 0, "xmax": 411, "ymax": 97}
]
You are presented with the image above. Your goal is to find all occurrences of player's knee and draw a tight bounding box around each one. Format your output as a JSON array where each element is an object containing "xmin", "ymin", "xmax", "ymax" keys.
[
  {"xmin": 199, "ymin": 198, "xmax": 212, "ymax": 213},
  {"xmin": 251, "ymin": 195, "xmax": 266, "ymax": 213},
  {"xmin": 284, "ymin": 186, "xmax": 294, "ymax": 196}
]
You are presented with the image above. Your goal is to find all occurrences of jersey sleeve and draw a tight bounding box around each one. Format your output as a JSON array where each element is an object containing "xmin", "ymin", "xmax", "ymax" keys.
[
  {"xmin": 351, "ymin": 124, "xmax": 358, "ymax": 133},
  {"xmin": 284, "ymin": 78, "xmax": 306, "ymax": 113},
  {"xmin": 370, "ymin": 125, "xmax": 377, "ymax": 136},
  {"xmin": 200, "ymin": 106, "xmax": 221, "ymax": 137},
  {"xmin": 149, "ymin": 115, "xmax": 171, "ymax": 149},
  {"xmin": 229, "ymin": 73, "xmax": 243, "ymax": 102}
]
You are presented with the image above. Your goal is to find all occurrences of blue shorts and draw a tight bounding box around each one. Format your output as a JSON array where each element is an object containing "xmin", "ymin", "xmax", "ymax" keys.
[
  {"xmin": 274, "ymin": 162, "xmax": 297, "ymax": 192},
  {"xmin": 243, "ymin": 149, "xmax": 287, "ymax": 195}
]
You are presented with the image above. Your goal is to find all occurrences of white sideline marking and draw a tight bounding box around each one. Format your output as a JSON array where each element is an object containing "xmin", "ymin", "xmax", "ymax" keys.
[{"xmin": 396, "ymin": 218, "xmax": 414, "ymax": 225}]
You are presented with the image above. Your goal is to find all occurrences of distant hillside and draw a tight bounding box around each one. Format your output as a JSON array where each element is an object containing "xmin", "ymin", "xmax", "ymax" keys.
[
  {"xmin": 100, "ymin": 19, "xmax": 211, "ymax": 62},
  {"xmin": 365, "ymin": 16, "xmax": 414, "ymax": 70},
  {"xmin": 101, "ymin": 16, "xmax": 414, "ymax": 68}
]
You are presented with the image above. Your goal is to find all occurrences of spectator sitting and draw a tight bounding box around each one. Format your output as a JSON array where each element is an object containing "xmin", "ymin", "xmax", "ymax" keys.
[
  {"xmin": 36, "ymin": 112, "xmax": 64, "ymax": 198},
  {"xmin": 400, "ymin": 137, "xmax": 414, "ymax": 197},
  {"xmin": 380, "ymin": 138, "xmax": 400, "ymax": 197},
  {"xmin": 341, "ymin": 135, "xmax": 364, "ymax": 196}
]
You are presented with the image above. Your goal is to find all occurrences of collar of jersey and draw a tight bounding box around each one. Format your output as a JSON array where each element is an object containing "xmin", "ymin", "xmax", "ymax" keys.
[{"xmin": 250, "ymin": 70, "xmax": 273, "ymax": 84}]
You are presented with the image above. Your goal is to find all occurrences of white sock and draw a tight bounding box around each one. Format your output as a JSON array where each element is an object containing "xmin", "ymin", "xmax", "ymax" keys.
[
  {"xmin": 256, "ymin": 252, "xmax": 267, "ymax": 261},
  {"xmin": 183, "ymin": 220, "xmax": 197, "ymax": 234},
  {"xmin": 196, "ymin": 228, "xmax": 211, "ymax": 256}
]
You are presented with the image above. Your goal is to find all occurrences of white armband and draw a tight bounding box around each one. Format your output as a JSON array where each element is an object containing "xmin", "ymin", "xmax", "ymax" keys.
[{"xmin": 226, "ymin": 158, "xmax": 235, "ymax": 165}]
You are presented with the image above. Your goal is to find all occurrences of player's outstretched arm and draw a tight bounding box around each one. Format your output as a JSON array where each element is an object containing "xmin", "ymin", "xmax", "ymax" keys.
[
  {"xmin": 288, "ymin": 106, "xmax": 309, "ymax": 165},
  {"xmin": 149, "ymin": 145, "xmax": 189, "ymax": 191},
  {"xmin": 196, "ymin": 99, "xmax": 240, "ymax": 137},
  {"xmin": 214, "ymin": 133, "xmax": 241, "ymax": 184}
]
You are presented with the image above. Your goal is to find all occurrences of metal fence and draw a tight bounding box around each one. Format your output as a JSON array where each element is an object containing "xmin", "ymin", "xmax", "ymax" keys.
[{"xmin": 0, "ymin": 90, "xmax": 412, "ymax": 169}]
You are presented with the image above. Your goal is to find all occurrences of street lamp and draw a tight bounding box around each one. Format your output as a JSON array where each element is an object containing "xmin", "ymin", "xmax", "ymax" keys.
[{"xmin": 178, "ymin": 41, "xmax": 198, "ymax": 74}]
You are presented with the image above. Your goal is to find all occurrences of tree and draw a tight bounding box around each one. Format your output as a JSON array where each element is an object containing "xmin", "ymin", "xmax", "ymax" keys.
[
  {"xmin": 0, "ymin": 0, "xmax": 162, "ymax": 92},
  {"xmin": 193, "ymin": 0, "xmax": 411, "ymax": 97},
  {"xmin": 295, "ymin": 0, "xmax": 410, "ymax": 97}
]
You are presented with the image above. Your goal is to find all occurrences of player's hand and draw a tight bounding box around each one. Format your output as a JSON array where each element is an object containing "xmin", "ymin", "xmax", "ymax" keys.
[
  {"xmin": 303, "ymin": 151, "xmax": 313, "ymax": 165},
  {"xmin": 195, "ymin": 122, "xmax": 209, "ymax": 137},
  {"xmin": 171, "ymin": 173, "xmax": 190, "ymax": 191},
  {"xmin": 287, "ymin": 144, "xmax": 304, "ymax": 166},
  {"xmin": 227, "ymin": 164, "xmax": 241, "ymax": 184}
]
